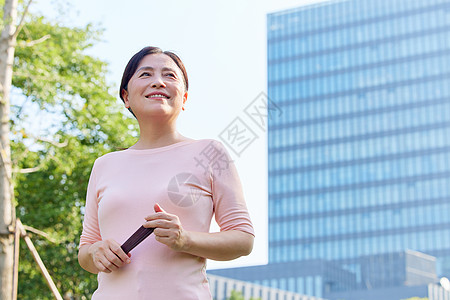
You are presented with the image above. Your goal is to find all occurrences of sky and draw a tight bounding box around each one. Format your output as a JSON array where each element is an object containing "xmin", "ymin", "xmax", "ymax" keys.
[{"xmin": 31, "ymin": 0, "xmax": 329, "ymax": 270}]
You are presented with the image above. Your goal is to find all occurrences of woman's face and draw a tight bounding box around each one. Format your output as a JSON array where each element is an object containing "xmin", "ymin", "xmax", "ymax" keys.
[{"xmin": 122, "ymin": 53, "xmax": 188, "ymax": 122}]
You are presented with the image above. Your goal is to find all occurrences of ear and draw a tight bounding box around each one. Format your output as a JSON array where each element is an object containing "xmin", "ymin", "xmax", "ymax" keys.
[
  {"xmin": 122, "ymin": 89, "xmax": 130, "ymax": 108},
  {"xmin": 182, "ymin": 91, "xmax": 188, "ymax": 110}
]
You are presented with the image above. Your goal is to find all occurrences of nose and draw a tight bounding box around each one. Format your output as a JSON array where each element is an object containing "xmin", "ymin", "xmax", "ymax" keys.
[{"xmin": 151, "ymin": 75, "xmax": 166, "ymax": 88}]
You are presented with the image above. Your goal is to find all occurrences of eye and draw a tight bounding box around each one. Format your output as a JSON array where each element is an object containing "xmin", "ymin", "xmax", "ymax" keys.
[
  {"xmin": 139, "ymin": 72, "xmax": 151, "ymax": 77},
  {"xmin": 165, "ymin": 73, "xmax": 176, "ymax": 78}
]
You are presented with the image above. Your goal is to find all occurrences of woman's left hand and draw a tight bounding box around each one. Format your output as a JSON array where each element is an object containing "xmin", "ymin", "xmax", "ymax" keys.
[
  {"xmin": 143, "ymin": 203, "xmax": 190, "ymax": 252},
  {"xmin": 144, "ymin": 203, "xmax": 253, "ymax": 261}
]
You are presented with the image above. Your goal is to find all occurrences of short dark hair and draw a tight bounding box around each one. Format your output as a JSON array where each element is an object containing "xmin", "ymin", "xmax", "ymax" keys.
[{"xmin": 119, "ymin": 46, "xmax": 189, "ymax": 116}]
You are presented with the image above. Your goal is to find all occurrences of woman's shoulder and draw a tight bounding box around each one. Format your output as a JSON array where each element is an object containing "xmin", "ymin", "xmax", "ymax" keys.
[
  {"xmin": 188, "ymin": 138, "xmax": 225, "ymax": 147},
  {"xmin": 91, "ymin": 148, "xmax": 130, "ymax": 167},
  {"xmin": 184, "ymin": 139, "xmax": 234, "ymax": 167},
  {"xmin": 184, "ymin": 138, "xmax": 229, "ymax": 153}
]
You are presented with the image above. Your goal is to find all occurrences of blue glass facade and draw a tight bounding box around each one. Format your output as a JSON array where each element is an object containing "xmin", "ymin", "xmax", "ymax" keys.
[
  {"xmin": 267, "ymin": 0, "xmax": 450, "ymax": 277},
  {"xmin": 210, "ymin": 0, "xmax": 450, "ymax": 298}
]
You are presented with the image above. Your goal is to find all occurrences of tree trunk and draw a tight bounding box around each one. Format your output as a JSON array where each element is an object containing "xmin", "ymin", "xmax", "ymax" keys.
[{"xmin": 0, "ymin": 0, "xmax": 18, "ymax": 299}]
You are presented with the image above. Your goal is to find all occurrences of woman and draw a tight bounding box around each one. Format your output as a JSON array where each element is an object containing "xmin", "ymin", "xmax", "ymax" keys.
[{"xmin": 78, "ymin": 46, "xmax": 255, "ymax": 299}]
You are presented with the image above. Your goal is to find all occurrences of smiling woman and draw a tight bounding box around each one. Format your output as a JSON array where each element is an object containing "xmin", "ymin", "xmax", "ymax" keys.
[
  {"xmin": 122, "ymin": 53, "xmax": 187, "ymax": 125},
  {"xmin": 119, "ymin": 47, "xmax": 189, "ymax": 120},
  {"xmin": 77, "ymin": 46, "xmax": 255, "ymax": 300}
]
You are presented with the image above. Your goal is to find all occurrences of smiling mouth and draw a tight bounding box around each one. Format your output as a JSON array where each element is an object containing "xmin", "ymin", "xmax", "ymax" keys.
[{"xmin": 145, "ymin": 93, "xmax": 170, "ymax": 99}]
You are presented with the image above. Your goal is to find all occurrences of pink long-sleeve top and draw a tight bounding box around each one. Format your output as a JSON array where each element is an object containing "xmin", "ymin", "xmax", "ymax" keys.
[{"xmin": 80, "ymin": 139, "xmax": 255, "ymax": 300}]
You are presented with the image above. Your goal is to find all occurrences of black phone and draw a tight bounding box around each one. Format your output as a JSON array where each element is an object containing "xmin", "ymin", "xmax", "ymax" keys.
[{"xmin": 120, "ymin": 226, "xmax": 154, "ymax": 254}]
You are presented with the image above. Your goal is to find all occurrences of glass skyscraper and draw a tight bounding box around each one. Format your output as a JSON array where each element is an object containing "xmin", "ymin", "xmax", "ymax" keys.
[
  {"xmin": 268, "ymin": 0, "xmax": 450, "ymax": 273},
  {"xmin": 210, "ymin": 0, "xmax": 450, "ymax": 298}
]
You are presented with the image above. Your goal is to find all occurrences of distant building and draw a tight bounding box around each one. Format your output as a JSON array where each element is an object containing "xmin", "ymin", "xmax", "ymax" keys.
[
  {"xmin": 212, "ymin": 0, "xmax": 450, "ymax": 298},
  {"xmin": 207, "ymin": 274, "xmax": 326, "ymax": 300},
  {"xmin": 327, "ymin": 283, "xmax": 449, "ymax": 300},
  {"xmin": 429, "ymin": 283, "xmax": 450, "ymax": 300},
  {"xmin": 359, "ymin": 249, "xmax": 437, "ymax": 289},
  {"xmin": 209, "ymin": 250, "xmax": 437, "ymax": 299},
  {"xmin": 210, "ymin": 259, "xmax": 356, "ymax": 298}
]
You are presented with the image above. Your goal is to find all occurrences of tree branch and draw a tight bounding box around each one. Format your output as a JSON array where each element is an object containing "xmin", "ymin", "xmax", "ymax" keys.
[
  {"xmin": 17, "ymin": 165, "xmax": 41, "ymax": 174},
  {"xmin": 14, "ymin": 150, "xmax": 54, "ymax": 175},
  {"xmin": 13, "ymin": 133, "xmax": 68, "ymax": 174},
  {"xmin": 17, "ymin": 34, "xmax": 50, "ymax": 47},
  {"xmin": 12, "ymin": 0, "xmax": 33, "ymax": 40},
  {"xmin": 18, "ymin": 131, "xmax": 69, "ymax": 148},
  {"xmin": 22, "ymin": 224, "xmax": 58, "ymax": 243},
  {"xmin": 35, "ymin": 136, "xmax": 68, "ymax": 148}
]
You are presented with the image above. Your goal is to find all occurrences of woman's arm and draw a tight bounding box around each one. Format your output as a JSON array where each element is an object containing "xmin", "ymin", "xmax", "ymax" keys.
[
  {"xmin": 144, "ymin": 204, "xmax": 254, "ymax": 260},
  {"xmin": 181, "ymin": 230, "xmax": 254, "ymax": 261},
  {"xmin": 78, "ymin": 240, "xmax": 131, "ymax": 274}
]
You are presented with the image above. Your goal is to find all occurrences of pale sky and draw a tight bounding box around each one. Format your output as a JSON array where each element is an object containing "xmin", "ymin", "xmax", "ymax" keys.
[{"xmin": 31, "ymin": 0, "xmax": 329, "ymax": 270}]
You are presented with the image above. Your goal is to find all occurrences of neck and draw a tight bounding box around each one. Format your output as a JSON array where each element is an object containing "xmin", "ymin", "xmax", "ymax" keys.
[{"xmin": 132, "ymin": 118, "xmax": 187, "ymax": 149}]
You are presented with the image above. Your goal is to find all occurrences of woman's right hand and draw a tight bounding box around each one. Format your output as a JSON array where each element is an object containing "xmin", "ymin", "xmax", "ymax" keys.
[{"xmin": 88, "ymin": 239, "xmax": 131, "ymax": 273}]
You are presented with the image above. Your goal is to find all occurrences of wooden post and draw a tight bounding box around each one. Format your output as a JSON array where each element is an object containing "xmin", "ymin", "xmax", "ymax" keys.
[
  {"xmin": 11, "ymin": 219, "xmax": 19, "ymax": 300},
  {"xmin": 17, "ymin": 219, "xmax": 63, "ymax": 300}
]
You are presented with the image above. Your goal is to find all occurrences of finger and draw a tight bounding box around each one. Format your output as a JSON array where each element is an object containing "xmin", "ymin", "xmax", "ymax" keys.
[
  {"xmin": 97, "ymin": 258, "xmax": 114, "ymax": 273},
  {"xmin": 108, "ymin": 241, "xmax": 130, "ymax": 263},
  {"xmin": 104, "ymin": 251, "xmax": 124, "ymax": 269},
  {"xmin": 145, "ymin": 219, "xmax": 176, "ymax": 229},
  {"xmin": 144, "ymin": 212, "xmax": 172, "ymax": 221},
  {"xmin": 93, "ymin": 259, "xmax": 108, "ymax": 273},
  {"xmin": 98, "ymin": 265, "xmax": 111, "ymax": 273},
  {"xmin": 103, "ymin": 261, "xmax": 118, "ymax": 272},
  {"xmin": 154, "ymin": 203, "xmax": 165, "ymax": 213}
]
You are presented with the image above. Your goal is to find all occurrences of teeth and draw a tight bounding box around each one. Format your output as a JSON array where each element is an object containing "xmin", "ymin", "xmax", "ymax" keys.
[{"xmin": 147, "ymin": 94, "xmax": 168, "ymax": 98}]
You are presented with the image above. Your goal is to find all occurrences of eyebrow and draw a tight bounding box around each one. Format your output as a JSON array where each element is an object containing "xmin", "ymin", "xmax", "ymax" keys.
[{"xmin": 136, "ymin": 66, "xmax": 178, "ymax": 73}]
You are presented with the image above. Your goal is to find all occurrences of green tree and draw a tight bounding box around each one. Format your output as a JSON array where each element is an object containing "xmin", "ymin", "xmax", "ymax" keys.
[
  {"xmin": 10, "ymin": 5, "xmax": 138, "ymax": 300},
  {"xmin": 227, "ymin": 290, "xmax": 261, "ymax": 300}
]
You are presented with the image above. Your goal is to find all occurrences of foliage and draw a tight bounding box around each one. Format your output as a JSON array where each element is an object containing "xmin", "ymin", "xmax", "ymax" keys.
[
  {"xmin": 227, "ymin": 290, "xmax": 261, "ymax": 300},
  {"xmin": 10, "ymin": 6, "xmax": 138, "ymax": 300}
]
